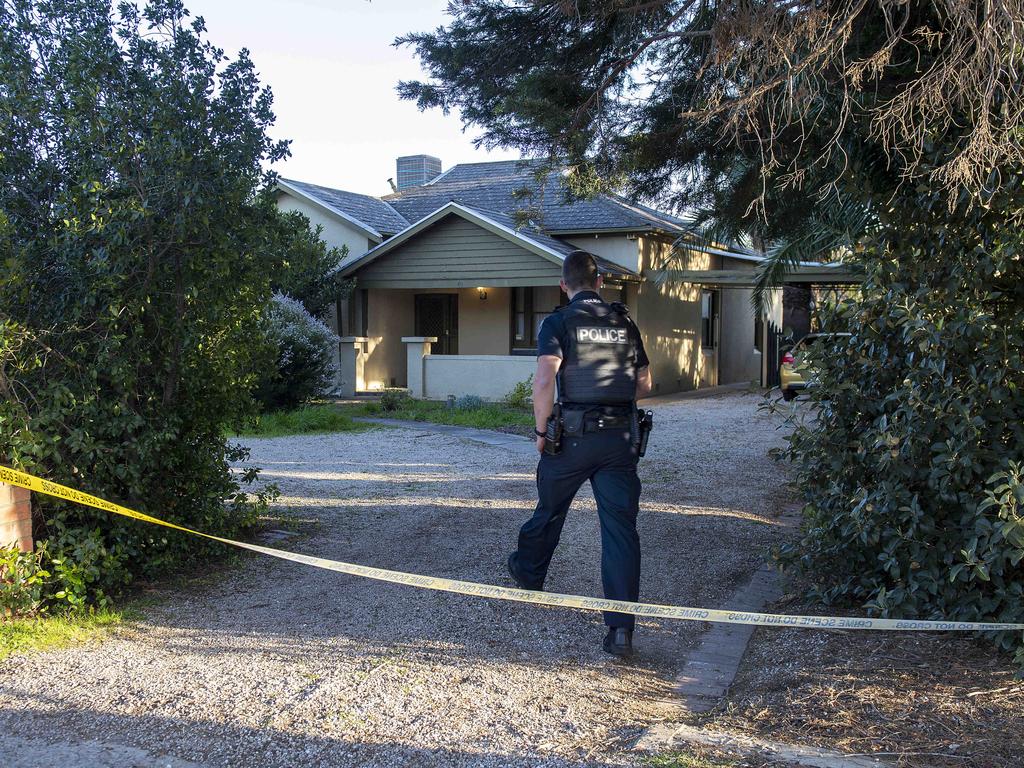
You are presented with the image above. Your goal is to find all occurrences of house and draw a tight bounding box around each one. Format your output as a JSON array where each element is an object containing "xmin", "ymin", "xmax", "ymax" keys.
[{"xmin": 275, "ymin": 158, "xmax": 787, "ymax": 400}]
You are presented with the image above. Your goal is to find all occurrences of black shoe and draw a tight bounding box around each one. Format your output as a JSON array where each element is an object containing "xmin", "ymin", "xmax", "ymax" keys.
[
  {"xmin": 603, "ymin": 627, "xmax": 634, "ymax": 657},
  {"xmin": 506, "ymin": 553, "xmax": 537, "ymax": 591}
]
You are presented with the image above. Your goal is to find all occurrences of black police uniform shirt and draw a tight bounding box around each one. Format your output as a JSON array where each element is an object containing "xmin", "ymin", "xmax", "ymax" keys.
[{"xmin": 536, "ymin": 290, "xmax": 650, "ymax": 406}]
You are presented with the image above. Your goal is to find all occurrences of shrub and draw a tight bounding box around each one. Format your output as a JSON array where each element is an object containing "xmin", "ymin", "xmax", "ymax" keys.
[
  {"xmin": 502, "ymin": 375, "xmax": 533, "ymax": 410},
  {"xmin": 776, "ymin": 186, "xmax": 1024, "ymax": 661},
  {"xmin": 0, "ymin": 0, "xmax": 284, "ymax": 610},
  {"xmin": 256, "ymin": 294, "xmax": 339, "ymax": 411},
  {"xmin": 0, "ymin": 546, "xmax": 50, "ymax": 617},
  {"xmin": 379, "ymin": 388, "xmax": 413, "ymax": 412},
  {"xmin": 455, "ymin": 394, "xmax": 485, "ymax": 410}
]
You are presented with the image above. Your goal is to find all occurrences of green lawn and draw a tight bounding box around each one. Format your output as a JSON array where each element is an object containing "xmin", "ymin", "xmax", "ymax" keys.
[
  {"xmin": 345, "ymin": 399, "xmax": 534, "ymax": 431},
  {"xmin": 234, "ymin": 405, "xmax": 371, "ymax": 438},
  {"xmin": 0, "ymin": 608, "xmax": 130, "ymax": 661},
  {"xmin": 233, "ymin": 400, "xmax": 534, "ymax": 439}
]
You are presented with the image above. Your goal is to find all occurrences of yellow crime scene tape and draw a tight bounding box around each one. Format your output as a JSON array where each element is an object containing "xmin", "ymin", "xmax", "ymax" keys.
[{"xmin": 2, "ymin": 464, "xmax": 1023, "ymax": 633}]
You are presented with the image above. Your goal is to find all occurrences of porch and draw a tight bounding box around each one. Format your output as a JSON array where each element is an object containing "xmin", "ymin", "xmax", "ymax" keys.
[{"xmin": 335, "ymin": 283, "xmax": 631, "ymax": 401}]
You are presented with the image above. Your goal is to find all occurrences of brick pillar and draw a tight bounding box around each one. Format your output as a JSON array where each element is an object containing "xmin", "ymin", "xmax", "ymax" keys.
[{"xmin": 0, "ymin": 482, "xmax": 32, "ymax": 552}]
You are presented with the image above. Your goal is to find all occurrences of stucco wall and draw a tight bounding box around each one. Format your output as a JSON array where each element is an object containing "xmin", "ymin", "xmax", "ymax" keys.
[
  {"xmin": 717, "ymin": 257, "xmax": 762, "ymax": 385},
  {"xmin": 276, "ymin": 192, "xmax": 374, "ymax": 263},
  {"xmin": 363, "ymin": 289, "xmax": 414, "ymax": 389},
  {"xmin": 565, "ymin": 234, "xmax": 640, "ymax": 273},
  {"xmin": 632, "ymin": 236, "xmax": 712, "ymax": 393},
  {"xmin": 422, "ymin": 355, "xmax": 537, "ymax": 401},
  {"xmin": 458, "ymin": 287, "xmax": 511, "ymax": 354}
]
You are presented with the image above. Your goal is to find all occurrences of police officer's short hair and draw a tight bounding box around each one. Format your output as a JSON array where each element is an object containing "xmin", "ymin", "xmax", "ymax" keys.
[{"xmin": 562, "ymin": 250, "xmax": 600, "ymax": 291}]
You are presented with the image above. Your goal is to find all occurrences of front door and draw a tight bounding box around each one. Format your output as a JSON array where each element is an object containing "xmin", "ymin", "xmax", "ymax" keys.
[{"xmin": 414, "ymin": 294, "xmax": 459, "ymax": 355}]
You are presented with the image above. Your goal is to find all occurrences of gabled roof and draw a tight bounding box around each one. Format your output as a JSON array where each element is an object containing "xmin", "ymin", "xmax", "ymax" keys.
[
  {"xmin": 336, "ymin": 201, "xmax": 638, "ymax": 280},
  {"xmin": 383, "ymin": 159, "xmax": 690, "ymax": 235},
  {"xmin": 277, "ymin": 178, "xmax": 409, "ymax": 240}
]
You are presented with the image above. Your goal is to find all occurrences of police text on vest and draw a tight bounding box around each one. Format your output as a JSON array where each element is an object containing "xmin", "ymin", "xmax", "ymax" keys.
[{"xmin": 577, "ymin": 327, "xmax": 628, "ymax": 344}]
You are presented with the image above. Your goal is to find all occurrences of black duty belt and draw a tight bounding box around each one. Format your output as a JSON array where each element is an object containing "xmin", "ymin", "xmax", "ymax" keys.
[
  {"xmin": 584, "ymin": 414, "xmax": 632, "ymax": 432},
  {"xmin": 561, "ymin": 402, "xmax": 633, "ymax": 415}
]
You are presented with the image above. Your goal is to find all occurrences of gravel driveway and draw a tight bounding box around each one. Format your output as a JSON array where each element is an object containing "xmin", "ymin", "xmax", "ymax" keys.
[{"xmin": 0, "ymin": 392, "xmax": 794, "ymax": 767}]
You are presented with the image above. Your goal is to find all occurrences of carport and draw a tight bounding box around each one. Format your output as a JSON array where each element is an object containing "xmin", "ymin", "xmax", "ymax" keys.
[{"xmin": 670, "ymin": 263, "xmax": 862, "ymax": 388}]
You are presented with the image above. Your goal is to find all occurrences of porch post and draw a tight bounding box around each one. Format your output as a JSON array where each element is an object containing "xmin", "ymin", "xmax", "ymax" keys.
[
  {"xmin": 401, "ymin": 336, "xmax": 437, "ymax": 399},
  {"xmin": 0, "ymin": 482, "xmax": 32, "ymax": 552},
  {"xmin": 337, "ymin": 337, "xmax": 368, "ymax": 397}
]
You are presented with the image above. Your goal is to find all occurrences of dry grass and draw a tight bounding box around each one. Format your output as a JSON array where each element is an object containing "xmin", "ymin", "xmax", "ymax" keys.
[{"xmin": 701, "ymin": 590, "xmax": 1024, "ymax": 768}]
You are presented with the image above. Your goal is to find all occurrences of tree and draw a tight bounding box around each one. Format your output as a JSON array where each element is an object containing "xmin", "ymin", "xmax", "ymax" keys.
[
  {"xmin": 271, "ymin": 211, "xmax": 351, "ymax": 319},
  {"xmin": 397, "ymin": 1, "xmax": 1024, "ymax": 654},
  {"xmin": 397, "ymin": 1, "xmax": 1023, "ymax": 273},
  {"xmin": 0, "ymin": 0, "xmax": 289, "ymax": 605}
]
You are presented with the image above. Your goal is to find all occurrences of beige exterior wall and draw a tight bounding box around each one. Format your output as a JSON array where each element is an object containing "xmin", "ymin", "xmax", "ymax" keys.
[
  {"xmin": 631, "ymin": 236, "xmax": 710, "ymax": 393},
  {"xmin": 277, "ymin": 191, "xmax": 376, "ymax": 391},
  {"xmin": 363, "ymin": 289, "xmax": 415, "ymax": 389},
  {"xmin": 564, "ymin": 234, "xmax": 640, "ymax": 273},
  {"xmin": 276, "ymin": 192, "xmax": 375, "ymax": 262},
  {"xmin": 422, "ymin": 355, "xmax": 536, "ymax": 401},
  {"xmin": 628, "ymin": 239, "xmax": 768, "ymax": 392},
  {"xmin": 354, "ymin": 232, "xmax": 768, "ymax": 396},
  {"xmin": 718, "ymin": 256, "xmax": 762, "ymax": 385},
  {"xmin": 459, "ymin": 287, "xmax": 511, "ymax": 354}
]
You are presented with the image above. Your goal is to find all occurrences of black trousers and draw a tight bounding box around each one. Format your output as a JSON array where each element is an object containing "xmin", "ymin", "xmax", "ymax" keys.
[{"xmin": 514, "ymin": 427, "xmax": 642, "ymax": 629}]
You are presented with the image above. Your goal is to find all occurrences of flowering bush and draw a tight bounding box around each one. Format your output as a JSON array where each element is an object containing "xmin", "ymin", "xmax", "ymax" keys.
[{"xmin": 256, "ymin": 294, "xmax": 339, "ymax": 411}]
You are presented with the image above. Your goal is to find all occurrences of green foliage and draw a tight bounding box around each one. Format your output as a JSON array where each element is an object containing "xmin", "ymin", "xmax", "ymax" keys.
[
  {"xmin": 271, "ymin": 211, "xmax": 352, "ymax": 319},
  {"xmin": 351, "ymin": 399, "xmax": 533, "ymax": 430},
  {"xmin": 777, "ymin": 180, "xmax": 1024, "ymax": 656},
  {"xmin": 238, "ymin": 405, "xmax": 368, "ymax": 438},
  {"xmin": 379, "ymin": 388, "xmax": 414, "ymax": 412},
  {"xmin": 255, "ymin": 294, "xmax": 339, "ymax": 411},
  {"xmin": 0, "ymin": 0, "xmax": 288, "ymax": 608},
  {"xmin": 502, "ymin": 375, "xmax": 533, "ymax": 410},
  {"xmin": 0, "ymin": 546, "xmax": 50, "ymax": 617}
]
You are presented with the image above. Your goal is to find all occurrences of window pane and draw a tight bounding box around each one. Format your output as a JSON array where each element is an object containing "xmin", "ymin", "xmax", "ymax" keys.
[
  {"xmin": 533, "ymin": 311, "xmax": 551, "ymax": 342},
  {"xmin": 514, "ymin": 313, "xmax": 526, "ymax": 342}
]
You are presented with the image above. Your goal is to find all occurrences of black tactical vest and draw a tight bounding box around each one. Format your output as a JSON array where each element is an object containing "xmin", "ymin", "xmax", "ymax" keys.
[{"xmin": 556, "ymin": 295, "xmax": 639, "ymax": 406}]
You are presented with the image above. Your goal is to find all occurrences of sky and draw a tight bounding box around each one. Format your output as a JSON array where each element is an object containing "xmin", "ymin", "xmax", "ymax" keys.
[{"xmin": 192, "ymin": 0, "xmax": 520, "ymax": 197}]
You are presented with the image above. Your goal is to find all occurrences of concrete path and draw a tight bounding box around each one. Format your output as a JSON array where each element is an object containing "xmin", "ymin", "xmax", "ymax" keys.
[
  {"xmin": 0, "ymin": 735, "xmax": 204, "ymax": 768},
  {"xmin": 634, "ymin": 724, "xmax": 893, "ymax": 767}
]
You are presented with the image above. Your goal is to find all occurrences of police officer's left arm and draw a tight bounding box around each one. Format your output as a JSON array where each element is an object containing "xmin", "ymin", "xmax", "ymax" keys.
[
  {"xmin": 534, "ymin": 314, "xmax": 563, "ymax": 453},
  {"xmin": 636, "ymin": 365, "xmax": 652, "ymax": 399},
  {"xmin": 632, "ymin": 320, "xmax": 653, "ymax": 399}
]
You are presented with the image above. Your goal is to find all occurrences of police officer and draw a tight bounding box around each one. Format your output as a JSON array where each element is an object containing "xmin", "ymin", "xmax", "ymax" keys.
[{"xmin": 507, "ymin": 250, "xmax": 652, "ymax": 657}]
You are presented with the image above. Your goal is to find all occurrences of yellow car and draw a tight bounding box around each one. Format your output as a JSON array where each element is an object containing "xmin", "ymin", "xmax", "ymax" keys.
[{"xmin": 780, "ymin": 333, "xmax": 851, "ymax": 401}]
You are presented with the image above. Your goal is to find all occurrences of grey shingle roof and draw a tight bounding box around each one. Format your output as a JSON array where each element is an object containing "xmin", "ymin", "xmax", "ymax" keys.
[
  {"xmin": 280, "ymin": 178, "xmax": 409, "ymax": 237},
  {"xmin": 384, "ymin": 160, "xmax": 689, "ymax": 234}
]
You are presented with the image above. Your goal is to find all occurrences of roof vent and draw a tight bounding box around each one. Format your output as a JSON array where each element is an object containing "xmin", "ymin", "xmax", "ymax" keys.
[{"xmin": 396, "ymin": 155, "xmax": 442, "ymax": 190}]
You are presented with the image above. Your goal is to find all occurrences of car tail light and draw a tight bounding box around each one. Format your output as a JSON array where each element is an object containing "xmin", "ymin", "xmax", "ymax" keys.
[{"xmin": 782, "ymin": 352, "xmax": 795, "ymax": 364}]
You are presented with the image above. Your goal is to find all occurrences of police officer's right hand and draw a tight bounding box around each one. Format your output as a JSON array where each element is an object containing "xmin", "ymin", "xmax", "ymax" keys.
[{"xmin": 535, "ymin": 435, "xmax": 546, "ymax": 454}]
